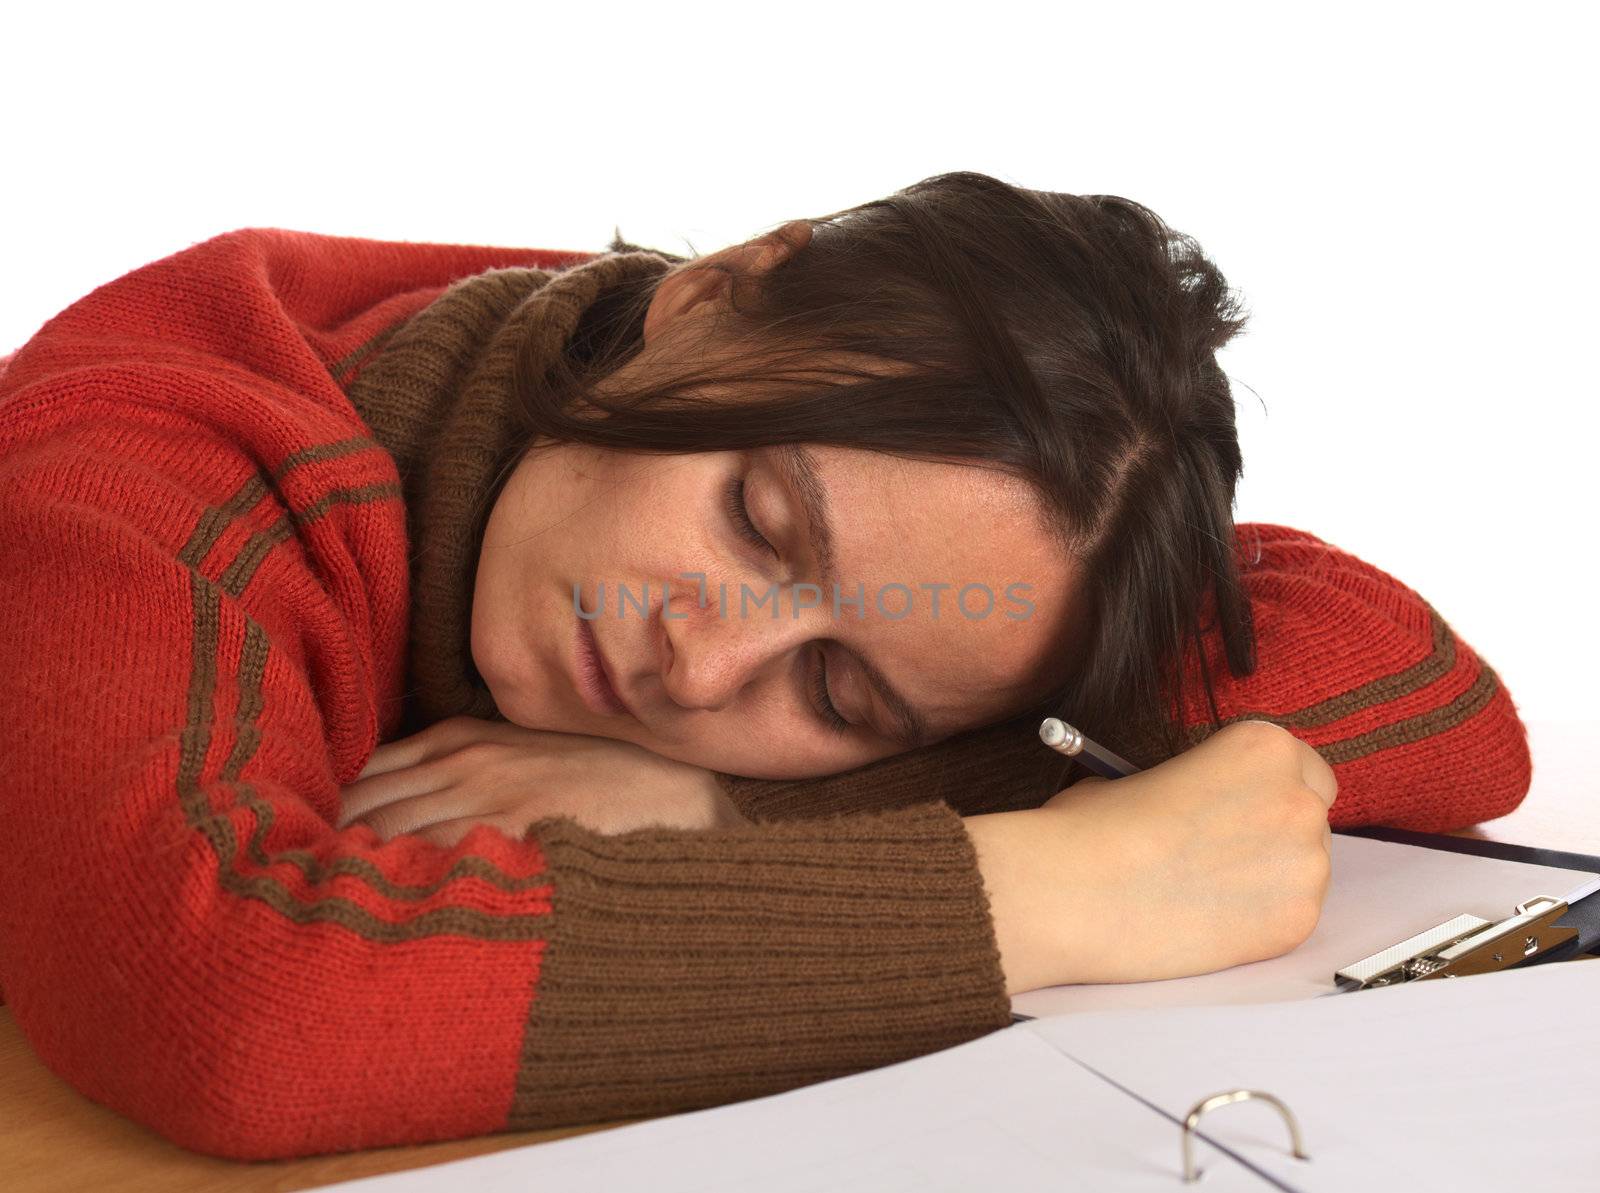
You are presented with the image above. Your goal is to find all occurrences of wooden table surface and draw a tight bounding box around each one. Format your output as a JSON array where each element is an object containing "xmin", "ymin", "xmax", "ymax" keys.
[{"xmin": 4, "ymin": 720, "xmax": 1594, "ymax": 1191}]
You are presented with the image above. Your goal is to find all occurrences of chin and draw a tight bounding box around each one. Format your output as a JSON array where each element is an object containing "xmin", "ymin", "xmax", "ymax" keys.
[
  {"xmin": 468, "ymin": 647, "xmax": 546, "ymax": 730},
  {"xmin": 469, "ymin": 609, "xmax": 555, "ymax": 729},
  {"xmin": 483, "ymin": 677, "xmax": 569, "ymax": 734},
  {"xmin": 481, "ymin": 667, "xmax": 627, "ymax": 742}
]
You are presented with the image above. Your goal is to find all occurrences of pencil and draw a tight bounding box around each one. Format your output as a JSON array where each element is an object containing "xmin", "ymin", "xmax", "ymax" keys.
[{"xmin": 1038, "ymin": 718, "xmax": 1142, "ymax": 779}]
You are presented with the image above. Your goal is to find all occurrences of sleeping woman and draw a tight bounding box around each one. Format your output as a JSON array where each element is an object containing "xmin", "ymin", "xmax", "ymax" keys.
[{"xmin": 0, "ymin": 171, "xmax": 1531, "ymax": 1160}]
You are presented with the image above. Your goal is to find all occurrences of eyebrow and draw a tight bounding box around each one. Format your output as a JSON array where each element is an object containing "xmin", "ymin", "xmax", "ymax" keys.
[{"xmin": 771, "ymin": 444, "xmax": 933, "ymax": 750}]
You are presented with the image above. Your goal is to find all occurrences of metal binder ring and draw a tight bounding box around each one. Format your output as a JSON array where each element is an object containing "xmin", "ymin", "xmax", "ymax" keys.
[{"xmin": 1181, "ymin": 1088, "xmax": 1308, "ymax": 1183}]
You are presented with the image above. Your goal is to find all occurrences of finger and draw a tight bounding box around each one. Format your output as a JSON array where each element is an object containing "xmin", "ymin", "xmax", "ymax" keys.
[
  {"xmin": 414, "ymin": 815, "xmax": 512, "ymax": 849},
  {"xmin": 355, "ymin": 740, "xmax": 413, "ymax": 781},
  {"xmin": 337, "ymin": 764, "xmax": 446, "ymax": 827},
  {"xmin": 1047, "ymin": 773, "xmax": 1111, "ymax": 805},
  {"xmin": 358, "ymin": 716, "xmax": 554, "ymax": 781},
  {"xmin": 360, "ymin": 787, "xmax": 490, "ymax": 841},
  {"xmin": 355, "ymin": 722, "xmax": 460, "ymax": 779},
  {"xmin": 1299, "ymin": 743, "xmax": 1339, "ymax": 810}
]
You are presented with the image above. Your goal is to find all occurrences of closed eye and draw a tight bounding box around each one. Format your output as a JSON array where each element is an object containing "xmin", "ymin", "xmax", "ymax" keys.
[
  {"xmin": 809, "ymin": 646, "xmax": 852, "ymax": 735},
  {"xmin": 723, "ymin": 471, "xmax": 777, "ymax": 558},
  {"xmin": 724, "ymin": 467, "xmax": 855, "ymax": 738}
]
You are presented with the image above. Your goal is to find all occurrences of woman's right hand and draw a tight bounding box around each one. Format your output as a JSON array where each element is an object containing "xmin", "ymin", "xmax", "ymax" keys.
[{"xmin": 965, "ymin": 719, "xmax": 1337, "ymax": 993}]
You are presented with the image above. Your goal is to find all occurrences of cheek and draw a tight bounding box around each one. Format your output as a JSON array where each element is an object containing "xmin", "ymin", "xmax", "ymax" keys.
[
  {"xmin": 514, "ymin": 457, "xmax": 664, "ymax": 592},
  {"xmin": 617, "ymin": 467, "xmax": 743, "ymax": 589}
]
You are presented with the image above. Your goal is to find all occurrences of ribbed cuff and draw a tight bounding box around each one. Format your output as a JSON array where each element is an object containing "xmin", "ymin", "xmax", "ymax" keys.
[
  {"xmin": 507, "ymin": 800, "xmax": 1013, "ymax": 1129},
  {"xmin": 713, "ymin": 716, "xmax": 1070, "ymax": 824}
]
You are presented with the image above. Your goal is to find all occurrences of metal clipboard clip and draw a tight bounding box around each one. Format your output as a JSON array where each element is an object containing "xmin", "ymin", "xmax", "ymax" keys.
[{"xmin": 1333, "ymin": 895, "xmax": 1578, "ymax": 991}]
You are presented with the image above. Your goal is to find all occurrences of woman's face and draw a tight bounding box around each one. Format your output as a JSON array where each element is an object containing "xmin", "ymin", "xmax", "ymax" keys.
[
  {"xmin": 471, "ymin": 439, "xmax": 1083, "ymax": 778},
  {"xmin": 469, "ymin": 220, "xmax": 1084, "ymax": 778}
]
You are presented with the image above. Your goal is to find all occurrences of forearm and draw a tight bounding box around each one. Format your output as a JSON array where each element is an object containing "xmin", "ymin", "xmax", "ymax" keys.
[
  {"xmin": 963, "ymin": 809, "xmax": 1067, "ymax": 996},
  {"xmin": 963, "ymin": 803, "xmax": 1140, "ymax": 996}
]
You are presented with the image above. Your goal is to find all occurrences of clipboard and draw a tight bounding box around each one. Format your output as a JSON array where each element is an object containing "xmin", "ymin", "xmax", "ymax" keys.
[{"xmin": 1334, "ymin": 825, "xmax": 1600, "ymax": 962}]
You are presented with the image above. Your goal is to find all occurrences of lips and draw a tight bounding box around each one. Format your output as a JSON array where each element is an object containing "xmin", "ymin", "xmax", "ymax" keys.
[{"xmin": 575, "ymin": 615, "xmax": 631, "ymax": 718}]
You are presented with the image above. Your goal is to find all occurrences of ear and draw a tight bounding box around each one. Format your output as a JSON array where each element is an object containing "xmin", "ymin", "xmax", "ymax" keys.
[
  {"xmin": 742, "ymin": 219, "xmax": 815, "ymax": 271},
  {"xmin": 642, "ymin": 220, "xmax": 814, "ymax": 343}
]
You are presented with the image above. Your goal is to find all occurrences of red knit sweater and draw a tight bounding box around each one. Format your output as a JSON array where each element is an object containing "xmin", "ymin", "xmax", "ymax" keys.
[{"xmin": 0, "ymin": 228, "xmax": 1533, "ymax": 1160}]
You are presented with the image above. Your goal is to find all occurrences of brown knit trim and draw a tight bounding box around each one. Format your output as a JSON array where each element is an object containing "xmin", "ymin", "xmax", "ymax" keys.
[
  {"xmin": 216, "ymin": 482, "xmax": 400, "ymax": 594},
  {"xmin": 1323, "ymin": 662, "xmax": 1502, "ymax": 761},
  {"xmin": 326, "ymin": 319, "xmax": 410, "ymax": 388},
  {"xmin": 217, "ymin": 588, "xmax": 552, "ymax": 899},
  {"xmin": 1235, "ymin": 603, "xmax": 1455, "ymax": 731},
  {"xmin": 272, "ymin": 435, "xmax": 385, "ymax": 477},
  {"xmin": 220, "ymin": 616, "xmax": 270, "ymax": 795},
  {"xmin": 1191, "ymin": 661, "xmax": 1502, "ymax": 764},
  {"xmin": 1166, "ymin": 600, "xmax": 1489, "ymax": 757},
  {"xmin": 177, "ymin": 463, "xmax": 405, "ymax": 601},
  {"xmin": 508, "ymin": 803, "xmax": 1013, "ymax": 1128},
  {"xmin": 718, "ymin": 715, "xmax": 1052, "ymax": 824},
  {"xmin": 169, "ymin": 435, "xmax": 404, "ymax": 610}
]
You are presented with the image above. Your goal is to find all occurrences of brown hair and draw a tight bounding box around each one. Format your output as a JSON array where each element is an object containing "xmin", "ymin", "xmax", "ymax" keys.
[{"xmin": 494, "ymin": 170, "xmax": 1256, "ymax": 779}]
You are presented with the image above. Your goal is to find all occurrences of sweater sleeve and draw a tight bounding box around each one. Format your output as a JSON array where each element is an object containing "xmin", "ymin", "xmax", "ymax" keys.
[
  {"xmin": 1172, "ymin": 522, "xmax": 1533, "ymax": 832},
  {"xmin": 0, "ymin": 424, "xmax": 1011, "ymax": 1160}
]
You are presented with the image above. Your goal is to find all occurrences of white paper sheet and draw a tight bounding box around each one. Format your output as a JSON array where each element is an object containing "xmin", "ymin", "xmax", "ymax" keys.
[
  {"xmin": 1011, "ymin": 833, "xmax": 1599, "ymax": 1018},
  {"xmin": 313, "ymin": 1025, "xmax": 1271, "ymax": 1192},
  {"xmin": 1027, "ymin": 958, "xmax": 1600, "ymax": 1191}
]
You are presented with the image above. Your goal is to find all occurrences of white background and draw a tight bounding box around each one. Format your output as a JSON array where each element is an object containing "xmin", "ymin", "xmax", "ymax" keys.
[{"xmin": 2, "ymin": 1, "xmax": 1594, "ymax": 725}]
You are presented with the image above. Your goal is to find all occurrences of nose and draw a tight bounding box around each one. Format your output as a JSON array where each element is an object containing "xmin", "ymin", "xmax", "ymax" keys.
[{"xmin": 655, "ymin": 574, "xmax": 830, "ymax": 712}]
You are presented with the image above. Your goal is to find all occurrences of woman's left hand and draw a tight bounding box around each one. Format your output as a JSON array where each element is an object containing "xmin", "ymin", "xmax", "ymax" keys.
[{"xmin": 337, "ymin": 715, "xmax": 749, "ymax": 846}]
